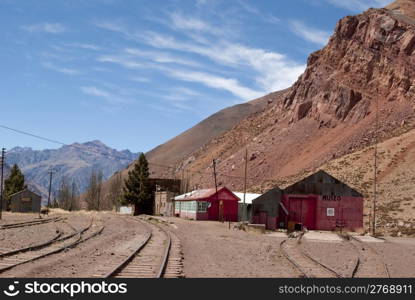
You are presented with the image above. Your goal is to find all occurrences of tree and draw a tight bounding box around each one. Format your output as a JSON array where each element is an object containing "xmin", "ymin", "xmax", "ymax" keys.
[
  {"xmin": 4, "ymin": 164, "xmax": 26, "ymax": 210},
  {"xmin": 56, "ymin": 177, "xmax": 79, "ymax": 211},
  {"xmin": 57, "ymin": 177, "xmax": 71, "ymax": 210},
  {"xmin": 85, "ymin": 169, "xmax": 103, "ymax": 210},
  {"xmin": 122, "ymin": 153, "xmax": 151, "ymax": 215},
  {"xmin": 70, "ymin": 181, "xmax": 79, "ymax": 211},
  {"xmin": 107, "ymin": 172, "xmax": 123, "ymax": 210}
]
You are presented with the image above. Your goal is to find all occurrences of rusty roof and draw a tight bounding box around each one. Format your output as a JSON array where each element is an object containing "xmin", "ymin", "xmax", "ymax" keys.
[{"xmin": 174, "ymin": 187, "xmax": 237, "ymax": 201}]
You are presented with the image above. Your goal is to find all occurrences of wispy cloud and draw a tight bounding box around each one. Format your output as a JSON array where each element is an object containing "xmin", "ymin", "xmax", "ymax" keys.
[
  {"xmin": 130, "ymin": 76, "xmax": 151, "ymax": 83},
  {"xmin": 136, "ymin": 31, "xmax": 304, "ymax": 92},
  {"xmin": 289, "ymin": 20, "xmax": 331, "ymax": 46},
  {"xmin": 93, "ymin": 20, "xmax": 126, "ymax": 33},
  {"xmin": 97, "ymin": 55, "xmax": 143, "ymax": 69},
  {"xmin": 80, "ymin": 85, "xmax": 133, "ymax": 106},
  {"xmin": 65, "ymin": 43, "xmax": 102, "ymax": 51},
  {"xmin": 42, "ymin": 62, "xmax": 80, "ymax": 75},
  {"xmin": 325, "ymin": 0, "xmax": 392, "ymax": 12},
  {"xmin": 168, "ymin": 12, "xmax": 222, "ymax": 36},
  {"xmin": 165, "ymin": 69, "xmax": 264, "ymax": 100},
  {"xmin": 125, "ymin": 48, "xmax": 201, "ymax": 67},
  {"xmin": 237, "ymin": 0, "xmax": 280, "ymax": 24},
  {"xmin": 81, "ymin": 86, "xmax": 110, "ymax": 98},
  {"xmin": 22, "ymin": 22, "xmax": 66, "ymax": 34},
  {"xmin": 94, "ymin": 13, "xmax": 305, "ymax": 99}
]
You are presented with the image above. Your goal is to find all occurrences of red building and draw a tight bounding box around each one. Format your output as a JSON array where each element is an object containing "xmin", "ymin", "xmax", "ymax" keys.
[
  {"xmin": 252, "ymin": 171, "xmax": 364, "ymax": 231},
  {"xmin": 174, "ymin": 187, "xmax": 239, "ymax": 221}
]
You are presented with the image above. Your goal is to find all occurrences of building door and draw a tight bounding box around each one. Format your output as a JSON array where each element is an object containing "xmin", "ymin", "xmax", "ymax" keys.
[
  {"xmin": 259, "ymin": 212, "xmax": 267, "ymax": 225},
  {"xmin": 288, "ymin": 197, "xmax": 317, "ymax": 230}
]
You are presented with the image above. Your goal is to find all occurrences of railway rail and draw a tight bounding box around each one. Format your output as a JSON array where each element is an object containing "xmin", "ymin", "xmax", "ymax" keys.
[
  {"xmin": 342, "ymin": 234, "xmax": 390, "ymax": 278},
  {"xmin": 0, "ymin": 217, "xmax": 63, "ymax": 230},
  {"xmin": 280, "ymin": 233, "xmax": 342, "ymax": 278},
  {"xmin": 0, "ymin": 217, "xmax": 104, "ymax": 274},
  {"xmin": 100, "ymin": 216, "xmax": 183, "ymax": 278}
]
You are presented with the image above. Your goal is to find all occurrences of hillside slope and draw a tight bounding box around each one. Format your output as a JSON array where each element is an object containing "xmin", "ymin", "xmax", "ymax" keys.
[{"xmin": 146, "ymin": 90, "xmax": 286, "ymax": 167}]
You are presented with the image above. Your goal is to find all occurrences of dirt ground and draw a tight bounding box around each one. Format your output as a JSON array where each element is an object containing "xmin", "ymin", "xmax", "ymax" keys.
[
  {"xmin": 0, "ymin": 212, "xmax": 148, "ymax": 278},
  {"xmin": 161, "ymin": 217, "xmax": 415, "ymax": 278},
  {"xmin": 161, "ymin": 217, "xmax": 299, "ymax": 278},
  {"xmin": 1, "ymin": 212, "xmax": 414, "ymax": 278}
]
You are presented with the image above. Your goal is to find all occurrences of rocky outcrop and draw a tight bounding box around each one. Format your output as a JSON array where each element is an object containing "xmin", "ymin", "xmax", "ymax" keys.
[{"xmin": 161, "ymin": 4, "xmax": 415, "ymax": 191}]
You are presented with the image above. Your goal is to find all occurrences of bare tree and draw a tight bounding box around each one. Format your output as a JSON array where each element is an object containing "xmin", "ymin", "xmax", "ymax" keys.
[
  {"xmin": 107, "ymin": 171, "xmax": 123, "ymax": 210},
  {"xmin": 86, "ymin": 169, "xmax": 103, "ymax": 211}
]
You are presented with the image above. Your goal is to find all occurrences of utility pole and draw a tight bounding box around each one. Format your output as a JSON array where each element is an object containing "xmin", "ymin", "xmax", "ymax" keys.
[
  {"xmin": 372, "ymin": 96, "xmax": 379, "ymax": 236},
  {"xmin": 0, "ymin": 148, "xmax": 5, "ymax": 220},
  {"xmin": 47, "ymin": 171, "xmax": 53, "ymax": 211},
  {"xmin": 243, "ymin": 148, "xmax": 248, "ymax": 223},
  {"xmin": 212, "ymin": 159, "xmax": 222, "ymax": 222}
]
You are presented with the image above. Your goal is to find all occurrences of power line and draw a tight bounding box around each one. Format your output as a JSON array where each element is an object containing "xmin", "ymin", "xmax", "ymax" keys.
[
  {"xmin": 0, "ymin": 125, "xmax": 66, "ymax": 146},
  {"xmin": 0, "ymin": 124, "xmax": 274, "ymax": 182}
]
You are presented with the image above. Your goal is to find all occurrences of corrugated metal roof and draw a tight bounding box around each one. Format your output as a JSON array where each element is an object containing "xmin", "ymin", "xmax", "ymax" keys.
[
  {"xmin": 174, "ymin": 188, "xmax": 218, "ymax": 201},
  {"xmin": 174, "ymin": 189, "xmax": 262, "ymax": 204},
  {"xmin": 233, "ymin": 192, "xmax": 262, "ymax": 204}
]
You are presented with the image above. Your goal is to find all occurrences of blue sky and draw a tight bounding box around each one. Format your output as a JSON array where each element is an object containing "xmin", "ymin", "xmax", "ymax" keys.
[{"xmin": 0, "ymin": 0, "xmax": 392, "ymax": 153}]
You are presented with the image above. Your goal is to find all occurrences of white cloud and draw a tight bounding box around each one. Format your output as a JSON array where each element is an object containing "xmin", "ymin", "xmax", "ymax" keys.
[
  {"xmin": 22, "ymin": 23, "xmax": 66, "ymax": 34},
  {"xmin": 169, "ymin": 12, "xmax": 222, "ymax": 36},
  {"xmin": 42, "ymin": 62, "xmax": 80, "ymax": 75},
  {"xmin": 290, "ymin": 20, "xmax": 331, "ymax": 46},
  {"xmin": 81, "ymin": 86, "xmax": 110, "ymax": 98},
  {"xmin": 166, "ymin": 69, "xmax": 264, "ymax": 100},
  {"xmin": 326, "ymin": 0, "xmax": 392, "ymax": 11},
  {"xmin": 93, "ymin": 20, "xmax": 125, "ymax": 33},
  {"xmin": 65, "ymin": 43, "xmax": 102, "ymax": 51},
  {"xmin": 137, "ymin": 31, "xmax": 305, "ymax": 92},
  {"xmin": 97, "ymin": 55, "xmax": 144, "ymax": 69},
  {"xmin": 80, "ymin": 85, "xmax": 133, "ymax": 106},
  {"xmin": 130, "ymin": 76, "xmax": 150, "ymax": 83},
  {"xmin": 162, "ymin": 87, "xmax": 202, "ymax": 101},
  {"xmin": 125, "ymin": 48, "xmax": 201, "ymax": 67},
  {"xmin": 237, "ymin": 0, "xmax": 280, "ymax": 24},
  {"xmin": 95, "ymin": 14, "xmax": 306, "ymax": 99}
]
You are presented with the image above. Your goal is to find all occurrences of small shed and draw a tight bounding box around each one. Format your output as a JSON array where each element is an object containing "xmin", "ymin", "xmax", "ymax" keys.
[
  {"xmin": 251, "ymin": 187, "xmax": 285, "ymax": 230},
  {"xmin": 154, "ymin": 191, "xmax": 176, "ymax": 217},
  {"xmin": 174, "ymin": 187, "xmax": 239, "ymax": 221},
  {"xmin": 282, "ymin": 170, "xmax": 363, "ymax": 231},
  {"xmin": 10, "ymin": 189, "xmax": 41, "ymax": 213},
  {"xmin": 251, "ymin": 170, "xmax": 364, "ymax": 231}
]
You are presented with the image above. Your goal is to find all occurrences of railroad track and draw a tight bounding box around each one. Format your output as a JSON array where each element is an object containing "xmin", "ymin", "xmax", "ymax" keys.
[
  {"xmin": 0, "ymin": 217, "xmax": 63, "ymax": 230},
  {"xmin": 0, "ymin": 217, "xmax": 105, "ymax": 274},
  {"xmin": 280, "ymin": 233, "xmax": 341, "ymax": 278},
  {"xmin": 342, "ymin": 234, "xmax": 390, "ymax": 278},
  {"xmin": 100, "ymin": 217, "xmax": 183, "ymax": 278}
]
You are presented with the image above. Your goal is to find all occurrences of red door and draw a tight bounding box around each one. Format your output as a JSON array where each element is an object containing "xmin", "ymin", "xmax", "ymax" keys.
[
  {"xmin": 288, "ymin": 197, "xmax": 317, "ymax": 230},
  {"xmin": 259, "ymin": 212, "xmax": 267, "ymax": 225}
]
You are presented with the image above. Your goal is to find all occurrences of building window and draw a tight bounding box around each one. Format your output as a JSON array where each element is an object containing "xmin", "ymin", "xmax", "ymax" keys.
[{"xmin": 197, "ymin": 201, "xmax": 209, "ymax": 213}]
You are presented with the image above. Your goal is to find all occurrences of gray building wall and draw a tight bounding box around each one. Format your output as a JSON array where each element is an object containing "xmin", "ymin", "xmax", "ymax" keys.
[
  {"xmin": 10, "ymin": 189, "xmax": 41, "ymax": 213},
  {"xmin": 283, "ymin": 170, "xmax": 363, "ymax": 197},
  {"xmin": 252, "ymin": 188, "xmax": 283, "ymax": 218}
]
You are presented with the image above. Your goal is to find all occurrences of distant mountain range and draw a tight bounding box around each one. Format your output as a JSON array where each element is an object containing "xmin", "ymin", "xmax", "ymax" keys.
[{"xmin": 5, "ymin": 141, "xmax": 137, "ymax": 203}]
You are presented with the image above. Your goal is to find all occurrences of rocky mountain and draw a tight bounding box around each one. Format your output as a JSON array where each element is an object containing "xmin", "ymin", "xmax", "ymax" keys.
[
  {"xmin": 6, "ymin": 141, "xmax": 137, "ymax": 202},
  {"xmin": 101, "ymin": 0, "xmax": 415, "ymax": 235}
]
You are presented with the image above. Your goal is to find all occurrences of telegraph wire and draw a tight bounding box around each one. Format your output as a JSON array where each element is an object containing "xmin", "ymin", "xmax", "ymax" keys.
[{"xmin": 0, "ymin": 124, "xmax": 273, "ymax": 182}]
